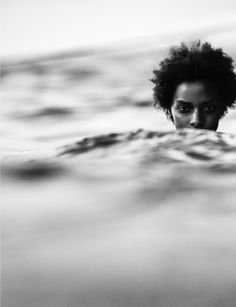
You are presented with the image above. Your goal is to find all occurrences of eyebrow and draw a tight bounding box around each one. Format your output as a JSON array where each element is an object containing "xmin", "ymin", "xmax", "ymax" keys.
[{"xmin": 176, "ymin": 99, "xmax": 215, "ymax": 105}]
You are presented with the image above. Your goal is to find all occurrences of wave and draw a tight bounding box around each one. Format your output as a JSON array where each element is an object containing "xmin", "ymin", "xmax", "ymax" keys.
[
  {"xmin": 3, "ymin": 129, "xmax": 236, "ymax": 181},
  {"xmin": 59, "ymin": 128, "xmax": 236, "ymax": 164}
]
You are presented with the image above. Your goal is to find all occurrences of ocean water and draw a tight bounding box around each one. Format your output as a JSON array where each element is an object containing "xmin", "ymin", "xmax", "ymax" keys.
[{"xmin": 2, "ymin": 34, "xmax": 236, "ymax": 307}]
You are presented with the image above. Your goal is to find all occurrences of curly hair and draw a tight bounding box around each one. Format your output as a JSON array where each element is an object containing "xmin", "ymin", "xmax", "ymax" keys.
[{"xmin": 151, "ymin": 40, "xmax": 236, "ymax": 120}]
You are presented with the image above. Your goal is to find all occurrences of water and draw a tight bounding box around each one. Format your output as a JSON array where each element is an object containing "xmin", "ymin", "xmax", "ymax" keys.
[{"xmin": 2, "ymin": 37, "xmax": 236, "ymax": 307}]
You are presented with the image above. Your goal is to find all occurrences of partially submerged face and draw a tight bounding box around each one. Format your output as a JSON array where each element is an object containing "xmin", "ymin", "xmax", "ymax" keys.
[{"xmin": 171, "ymin": 81, "xmax": 223, "ymax": 131}]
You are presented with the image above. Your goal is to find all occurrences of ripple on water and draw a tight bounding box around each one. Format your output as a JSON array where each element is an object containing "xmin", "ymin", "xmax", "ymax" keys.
[{"xmin": 2, "ymin": 129, "xmax": 236, "ymax": 182}]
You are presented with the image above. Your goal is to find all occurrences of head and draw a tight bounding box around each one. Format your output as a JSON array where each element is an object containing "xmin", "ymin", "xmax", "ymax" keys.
[{"xmin": 152, "ymin": 40, "xmax": 236, "ymax": 131}]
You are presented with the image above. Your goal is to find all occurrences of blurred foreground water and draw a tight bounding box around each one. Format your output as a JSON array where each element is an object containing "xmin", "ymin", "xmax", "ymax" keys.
[{"xmin": 2, "ymin": 29, "xmax": 236, "ymax": 307}]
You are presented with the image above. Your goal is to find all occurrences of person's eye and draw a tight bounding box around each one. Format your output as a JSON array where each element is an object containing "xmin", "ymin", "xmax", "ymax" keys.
[
  {"xmin": 204, "ymin": 105, "xmax": 216, "ymax": 113},
  {"xmin": 177, "ymin": 105, "xmax": 191, "ymax": 113}
]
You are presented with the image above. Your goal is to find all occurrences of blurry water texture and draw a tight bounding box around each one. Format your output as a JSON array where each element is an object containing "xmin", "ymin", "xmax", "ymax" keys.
[{"xmin": 2, "ymin": 26, "xmax": 236, "ymax": 307}]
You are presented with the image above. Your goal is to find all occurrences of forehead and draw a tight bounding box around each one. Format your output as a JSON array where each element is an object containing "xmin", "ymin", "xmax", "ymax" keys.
[{"xmin": 174, "ymin": 81, "xmax": 220, "ymax": 104}]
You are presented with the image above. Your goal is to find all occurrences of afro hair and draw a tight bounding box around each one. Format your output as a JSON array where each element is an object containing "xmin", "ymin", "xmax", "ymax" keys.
[{"xmin": 151, "ymin": 40, "xmax": 236, "ymax": 120}]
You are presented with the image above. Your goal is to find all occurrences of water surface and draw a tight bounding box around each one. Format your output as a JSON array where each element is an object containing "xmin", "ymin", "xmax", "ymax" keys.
[{"xmin": 2, "ymin": 38, "xmax": 236, "ymax": 307}]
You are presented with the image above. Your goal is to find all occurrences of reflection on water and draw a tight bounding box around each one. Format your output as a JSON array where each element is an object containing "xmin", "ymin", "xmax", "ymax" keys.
[{"xmin": 2, "ymin": 36, "xmax": 236, "ymax": 307}]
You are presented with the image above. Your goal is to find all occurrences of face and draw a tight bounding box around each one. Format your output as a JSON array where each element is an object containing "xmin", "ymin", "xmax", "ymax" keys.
[{"xmin": 171, "ymin": 81, "xmax": 223, "ymax": 131}]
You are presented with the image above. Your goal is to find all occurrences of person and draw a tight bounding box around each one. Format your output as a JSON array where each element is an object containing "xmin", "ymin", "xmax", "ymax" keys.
[{"xmin": 151, "ymin": 40, "xmax": 236, "ymax": 131}]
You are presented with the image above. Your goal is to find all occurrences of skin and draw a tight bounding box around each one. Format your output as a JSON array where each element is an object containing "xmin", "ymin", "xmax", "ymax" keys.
[{"xmin": 170, "ymin": 81, "xmax": 224, "ymax": 131}]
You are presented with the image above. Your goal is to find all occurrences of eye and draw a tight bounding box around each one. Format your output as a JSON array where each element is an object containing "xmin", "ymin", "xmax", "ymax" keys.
[
  {"xmin": 204, "ymin": 105, "xmax": 216, "ymax": 113},
  {"xmin": 177, "ymin": 105, "xmax": 192, "ymax": 113}
]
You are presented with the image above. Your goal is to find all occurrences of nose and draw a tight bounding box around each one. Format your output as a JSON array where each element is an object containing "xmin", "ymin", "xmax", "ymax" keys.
[{"xmin": 190, "ymin": 109, "xmax": 204, "ymax": 128}]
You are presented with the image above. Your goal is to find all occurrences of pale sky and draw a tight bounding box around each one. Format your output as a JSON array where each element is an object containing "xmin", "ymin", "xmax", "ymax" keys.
[{"xmin": 2, "ymin": 0, "xmax": 236, "ymax": 58}]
